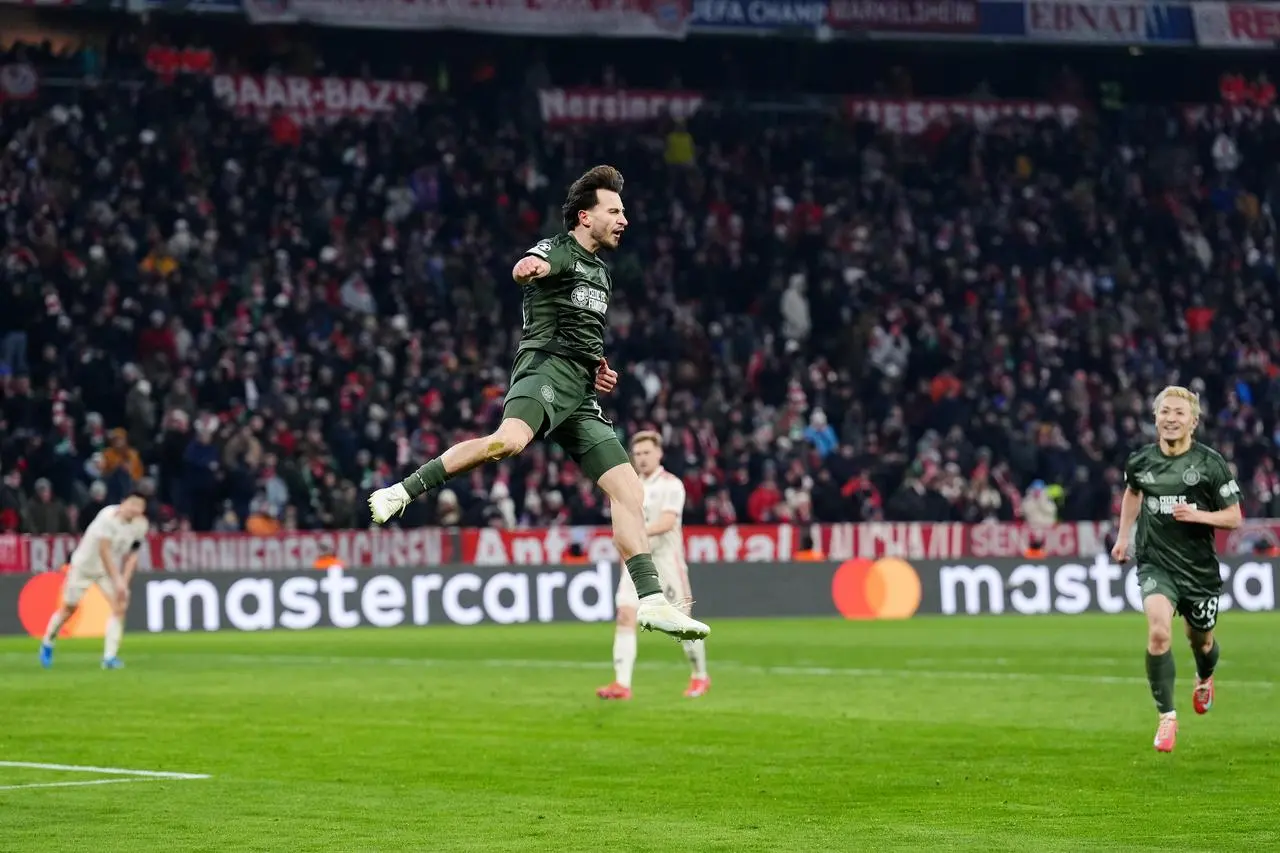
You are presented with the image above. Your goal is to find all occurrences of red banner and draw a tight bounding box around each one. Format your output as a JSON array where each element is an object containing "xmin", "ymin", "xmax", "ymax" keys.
[
  {"xmin": 1218, "ymin": 522, "xmax": 1280, "ymax": 556},
  {"xmin": 460, "ymin": 524, "xmax": 797, "ymax": 565},
  {"xmin": 1193, "ymin": 2, "xmax": 1280, "ymax": 49},
  {"xmin": 4, "ymin": 529, "xmax": 451, "ymax": 575},
  {"xmin": 0, "ymin": 523, "xmax": 1126, "ymax": 573},
  {"xmin": 826, "ymin": 0, "xmax": 978, "ymax": 32},
  {"xmin": 846, "ymin": 97, "xmax": 1083, "ymax": 134},
  {"xmin": 537, "ymin": 87, "xmax": 704, "ymax": 126},
  {"xmin": 211, "ymin": 74, "xmax": 429, "ymax": 124},
  {"xmin": 244, "ymin": 0, "xmax": 691, "ymax": 38}
]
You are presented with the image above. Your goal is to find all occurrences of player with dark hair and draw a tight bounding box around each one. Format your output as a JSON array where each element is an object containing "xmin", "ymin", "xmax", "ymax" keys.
[
  {"xmin": 368, "ymin": 166, "xmax": 709, "ymax": 642},
  {"xmin": 1112, "ymin": 386, "xmax": 1242, "ymax": 753},
  {"xmin": 40, "ymin": 491, "xmax": 149, "ymax": 669}
]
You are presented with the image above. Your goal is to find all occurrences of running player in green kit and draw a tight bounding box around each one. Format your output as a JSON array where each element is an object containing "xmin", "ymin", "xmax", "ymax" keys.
[
  {"xmin": 1111, "ymin": 386, "xmax": 1242, "ymax": 753},
  {"xmin": 367, "ymin": 165, "xmax": 709, "ymax": 642}
]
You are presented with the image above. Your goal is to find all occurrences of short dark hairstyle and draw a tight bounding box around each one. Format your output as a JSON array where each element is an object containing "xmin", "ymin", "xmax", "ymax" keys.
[
  {"xmin": 562, "ymin": 165, "xmax": 624, "ymax": 230},
  {"xmin": 125, "ymin": 490, "xmax": 148, "ymax": 503}
]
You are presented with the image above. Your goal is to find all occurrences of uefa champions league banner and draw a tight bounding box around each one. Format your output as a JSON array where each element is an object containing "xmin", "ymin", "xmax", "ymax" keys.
[
  {"xmin": 2, "ymin": 557, "xmax": 1273, "ymax": 636},
  {"xmin": 241, "ymin": 0, "xmax": 693, "ymax": 38}
]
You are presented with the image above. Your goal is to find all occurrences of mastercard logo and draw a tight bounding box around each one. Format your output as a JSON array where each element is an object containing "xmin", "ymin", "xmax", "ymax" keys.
[
  {"xmin": 17, "ymin": 570, "xmax": 111, "ymax": 639},
  {"xmin": 831, "ymin": 558, "xmax": 922, "ymax": 620}
]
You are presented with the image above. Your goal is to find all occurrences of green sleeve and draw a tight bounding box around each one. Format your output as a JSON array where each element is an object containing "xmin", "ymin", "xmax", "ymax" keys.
[
  {"xmin": 1207, "ymin": 456, "xmax": 1242, "ymax": 510},
  {"xmin": 1123, "ymin": 451, "xmax": 1141, "ymax": 492},
  {"xmin": 523, "ymin": 238, "xmax": 570, "ymax": 277}
]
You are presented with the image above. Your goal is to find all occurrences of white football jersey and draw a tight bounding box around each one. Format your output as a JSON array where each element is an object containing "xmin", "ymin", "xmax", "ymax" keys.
[
  {"xmin": 642, "ymin": 468, "xmax": 686, "ymax": 558},
  {"xmin": 70, "ymin": 505, "xmax": 149, "ymax": 574}
]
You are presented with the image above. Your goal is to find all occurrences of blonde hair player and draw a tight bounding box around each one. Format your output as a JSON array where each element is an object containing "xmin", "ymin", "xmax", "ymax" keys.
[
  {"xmin": 1111, "ymin": 386, "xmax": 1242, "ymax": 753},
  {"xmin": 597, "ymin": 431, "xmax": 710, "ymax": 700},
  {"xmin": 40, "ymin": 491, "xmax": 150, "ymax": 670}
]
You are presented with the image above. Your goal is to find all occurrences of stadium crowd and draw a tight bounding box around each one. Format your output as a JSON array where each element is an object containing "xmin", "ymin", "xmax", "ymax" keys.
[{"xmin": 1, "ymin": 35, "xmax": 1279, "ymax": 534}]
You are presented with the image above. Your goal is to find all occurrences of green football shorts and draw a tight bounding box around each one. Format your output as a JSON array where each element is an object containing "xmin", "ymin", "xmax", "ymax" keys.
[{"xmin": 502, "ymin": 349, "xmax": 629, "ymax": 483}]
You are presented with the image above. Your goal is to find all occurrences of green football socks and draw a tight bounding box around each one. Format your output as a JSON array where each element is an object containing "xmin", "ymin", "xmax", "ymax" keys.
[
  {"xmin": 1146, "ymin": 650, "xmax": 1176, "ymax": 714},
  {"xmin": 1194, "ymin": 640, "xmax": 1220, "ymax": 681},
  {"xmin": 402, "ymin": 458, "xmax": 448, "ymax": 500},
  {"xmin": 626, "ymin": 554, "xmax": 663, "ymax": 599}
]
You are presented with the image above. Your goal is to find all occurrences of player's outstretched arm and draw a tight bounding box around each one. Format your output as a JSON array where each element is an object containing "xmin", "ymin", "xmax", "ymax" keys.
[
  {"xmin": 1112, "ymin": 486, "xmax": 1142, "ymax": 562},
  {"xmin": 512, "ymin": 256, "xmax": 550, "ymax": 284}
]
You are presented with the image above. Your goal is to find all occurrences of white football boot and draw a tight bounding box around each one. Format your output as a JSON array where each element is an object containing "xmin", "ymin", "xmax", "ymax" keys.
[
  {"xmin": 368, "ymin": 483, "xmax": 412, "ymax": 524},
  {"xmin": 637, "ymin": 596, "xmax": 710, "ymax": 640}
]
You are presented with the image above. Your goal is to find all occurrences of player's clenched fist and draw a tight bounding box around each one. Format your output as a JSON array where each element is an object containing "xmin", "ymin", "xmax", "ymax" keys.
[
  {"xmin": 595, "ymin": 358, "xmax": 618, "ymax": 394},
  {"xmin": 512, "ymin": 256, "xmax": 550, "ymax": 283}
]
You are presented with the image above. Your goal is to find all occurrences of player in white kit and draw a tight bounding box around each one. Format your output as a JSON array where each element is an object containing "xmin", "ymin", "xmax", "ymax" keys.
[
  {"xmin": 39, "ymin": 492, "xmax": 149, "ymax": 670},
  {"xmin": 597, "ymin": 431, "xmax": 710, "ymax": 700}
]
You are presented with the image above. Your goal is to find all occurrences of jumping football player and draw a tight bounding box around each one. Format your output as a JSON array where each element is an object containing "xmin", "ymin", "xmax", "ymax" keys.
[
  {"xmin": 1111, "ymin": 386, "xmax": 1242, "ymax": 753},
  {"xmin": 40, "ymin": 491, "xmax": 150, "ymax": 669},
  {"xmin": 597, "ymin": 431, "xmax": 710, "ymax": 700},
  {"xmin": 367, "ymin": 165, "xmax": 709, "ymax": 642}
]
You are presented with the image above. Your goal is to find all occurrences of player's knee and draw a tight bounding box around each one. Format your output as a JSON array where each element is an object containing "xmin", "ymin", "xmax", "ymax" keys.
[
  {"xmin": 616, "ymin": 607, "xmax": 637, "ymax": 630},
  {"xmin": 1147, "ymin": 624, "xmax": 1173, "ymax": 652},
  {"xmin": 487, "ymin": 423, "xmax": 532, "ymax": 461}
]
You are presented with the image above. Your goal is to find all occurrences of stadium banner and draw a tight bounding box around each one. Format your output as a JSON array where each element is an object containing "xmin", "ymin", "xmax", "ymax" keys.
[
  {"xmin": 0, "ymin": 63, "xmax": 40, "ymax": 103},
  {"xmin": 3, "ymin": 555, "xmax": 1274, "ymax": 636},
  {"xmin": 4, "ymin": 528, "xmax": 454, "ymax": 575},
  {"xmin": 845, "ymin": 97, "xmax": 1083, "ymax": 133},
  {"xmin": 459, "ymin": 521, "xmax": 1114, "ymax": 565},
  {"xmin": 212, "ymin": 74, "xmax": 429, "ymax": 123},
  {"xmin": 1181, "ymin": 102, "xmax": 1280, "ymax": 127},
  {"xmin": 1020, "ymin": 0, "xmax": 1193, "ymax": 44},
  {"xmin": 690, "ymin": 0, "xmax": 828, "ymax": 30},
  {"xmin": 538, "ymin": 87, "xmax": 704, "ymax": 125},
  {"xmin": 142, "ymin": 0, "xmax": 241, "ymax": 11},
  {"xmin": 1192, "ymin": 2, "xmax": 1280, "ymax": 48},
  {"xmin": 242, "ymin": 0, "xmax": 692, "ymax": 38},
  {"xmin": 2, "ymin": 522, "xmax": 1111, "ymax": 574},
  {"xmin": 825, "ymin": 0, "xmax": 979, "ymax": 33}
]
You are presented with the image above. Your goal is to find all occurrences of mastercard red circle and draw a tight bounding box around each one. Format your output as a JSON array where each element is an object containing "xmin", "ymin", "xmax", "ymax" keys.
[
  {"xmin": 16, "ymin": 570, "xmax": 111, "ymax": 638},
  {"xmin": 831, "ymin": 558, "xmax": 922, "ymax": 620}
]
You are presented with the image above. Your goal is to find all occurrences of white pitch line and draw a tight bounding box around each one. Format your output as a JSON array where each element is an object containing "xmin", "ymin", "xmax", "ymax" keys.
[
  {"xmin": 125, "ymin": 652, "xmax": 1279, "ymax": 691},
  {"xmin": 0, "ymin": 761, "xmax": 210, "ymax": 780},
  {"xmin": 0, "ymin": 778, "xmax": 156, "ymax": 792},
  {"xmin": 2, "ymin": 650, "xmax": 1273, "ymax": 690}
]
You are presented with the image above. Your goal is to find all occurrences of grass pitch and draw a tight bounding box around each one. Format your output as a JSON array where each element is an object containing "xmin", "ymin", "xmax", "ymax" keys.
[{"xmin": 2, "ymin": 614, "xmax": 1278, "ymax": 852}]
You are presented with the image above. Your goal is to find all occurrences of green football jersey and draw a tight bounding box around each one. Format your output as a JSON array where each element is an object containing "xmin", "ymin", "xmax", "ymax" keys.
[
  {"xmin": 518, "ymin": 233, "xmax": 613, "ymax": 365},
  {"xmin": 1123, "ymin": 442, "xmax": 1241, "ymax": 588}
]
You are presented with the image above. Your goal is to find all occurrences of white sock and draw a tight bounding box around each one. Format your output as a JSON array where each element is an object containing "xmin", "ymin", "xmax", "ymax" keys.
[
  {"xmin": 613, "ymin": 627, "xmax": 637, "ymax": 688},
  {"xmin": 42, "ymin": 610, "xmax": 69, "ymax": 645},
  {"xmin": 683, "ymin": 639, "xmax": 708, "ymax": 679},
  {"xmin": 104, "ymin": 616, "xmax": 123, "ymax": 660}
]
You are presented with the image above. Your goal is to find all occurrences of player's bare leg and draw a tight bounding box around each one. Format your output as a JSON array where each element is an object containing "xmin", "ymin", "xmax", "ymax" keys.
[
  {"xmin": 1144, "ymin": 594, "xmax": 1178, "ymax": 752},
  {"xmin": 674, "ymin": 563, "xmax": 709, "ymax": 696},
  {"xmin": 39, "ymin": 602, "xmax": 77, "ymax": 668},
  {"xmin": 368, "ymin": 418, "xmax": 534, "ymax": 523},
  {"xmin": 1187, "ymin": 623, "xmax": 1219, "ymax": 714},
  {"xmin": 597, "ymin": 605, "xmax": 636, "ymax": 700},
  {"xmin": 102, "ymin": 589, "xmax": 128, "ymax": 669},
  {"xmin": 596, "ymin": 463, "xmax": 708, "ymax": 641},
  {"xmin": 683, "ymin": 635, "xmax": 710, "ymax": 698}
]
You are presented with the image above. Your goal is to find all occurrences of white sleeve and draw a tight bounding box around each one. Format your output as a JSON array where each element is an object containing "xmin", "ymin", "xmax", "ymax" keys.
[
  {"xmin": 82, "ymin": 510, "xmax": 112, "ymax": 545},
  {"xmin": 660, "ymin": 479, "xmax": 686, "ymax": 516},
  {"xmin": 131, "ymin": 518, "xmax": 150, "ymax": 549}
]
